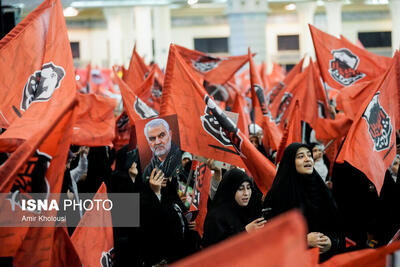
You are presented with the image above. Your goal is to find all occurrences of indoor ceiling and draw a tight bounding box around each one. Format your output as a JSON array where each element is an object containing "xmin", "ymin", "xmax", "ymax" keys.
[{"xmin": 2, "ymin": 0, "xmax": 390, "ymax": 20}]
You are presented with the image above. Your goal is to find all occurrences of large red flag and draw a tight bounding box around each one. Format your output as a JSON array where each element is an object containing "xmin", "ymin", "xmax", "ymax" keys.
[
  {"xmin": 72, "ymin": 183, "xmax": 114, "ymax": 267},
  {"xmin": 175, "ymin": 44, "xmax": 250, "ymax": 85},
  {"xmin": 0, "ymin": 0, "xmax": 76, "ymax": 129},
  {"xmin": 310, "ymin": 24, "xmax": 391, "ymax": 90},
  {"xmin": 123, "ymin": 44, "xmax": 149, "ymax": 93},
  {"xmin": 113, "ymin": 67, "xmax": 158, "ymax": 125},
  {"xmin": 0, "ymin": 0, "xmax": 78, "ymax": 257},
  {"xmin": 275, "ymin": 100, "xmax": 302, "ymax": 163},
  {"xmin": 161, "ymin": 44, "xmax": 276, "ymax": 194},
  {"xmin": 172, "ymin": 210, "xmax": 310, "ymax": 267},
  {"xmin": 72, "ymin": 93, "xmax": 117, "ymax": 147},
  {"xmin": 0, "ymin": 106, "xmax": 76, "ymax": 257},
  {"xmin": 336, "ymin": 52, "xmax": 400, "ymax": 194}
]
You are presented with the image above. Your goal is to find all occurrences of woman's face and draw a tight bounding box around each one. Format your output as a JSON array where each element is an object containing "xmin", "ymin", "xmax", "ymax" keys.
[
  {"xmin": 235, "ymin": 181, "xmax": 252, "ymax": 207},
  {"xmin": 295, "ymin": 147, "xmax": 314, "ymax": 175}
]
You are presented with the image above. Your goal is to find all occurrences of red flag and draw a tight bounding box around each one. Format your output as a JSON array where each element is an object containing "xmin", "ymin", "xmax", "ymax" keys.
[
  {"xmin": 309, "ymin": 24, "xmax": 391, "ymax": 90},
  {"xmin": 72, "ymin": 183, "xmax": 114, "ymax": 267},
  {"xmin": 336, "ymin": 76, "xmax": 385, "ymax": 120},
  {"xmin": 161, "ymin": 44, "xmax": 276, "ymax": 194},
  {"xmin": 267, "ymin": 62, "xmax": 286, "ymax": 88},
  {"xmin": 232, "ymin": 93, "xmax": 251, "ymax": 138},
  {"xmin": 0, "ymin": 0, "xmax": 78, "ymax": 256},
  {"xmin": 0, "ymin": 0, "xmax": 76, "ymax": 130},
  {"xmin": 320, "ymin": 241, "xmax": 400, "ymax": 267},
  {"xmin": 191, "ymin": 162, "xmax": 212, "ymax": 237},
  {"xmin": 175, "ymin": 44, "xmax": 250, "ymax": 85},
  {"xmin": 275, "ymin": 100, "xmax": 302, "ymax": 163},
  {"xmin": 313, "ymin": 113, "xmax": 353, "ymax": 142},
  {"xmin": 113, "ymin": 111, "xmax": 131, "ymax": 151},
  {"xmin": 113, "ymin": 67, "xmax": 158, "ymax": 124},
  {"xmin": 265, "ymin": 57, "xmax": 305, "ymax": 109},
  {"xmin": 50, "ymin": 228, "xmax": 82, "ymax": 267},
  {"xmin": 248, "ymin": 48, "xmax": 282, "ymax": 151},
  {"xmin": 123, "ymin": 44, "xmax": 149, "ymax": 92},
  {"xmin": 336, "ymin": 52, "xmax": 400, "ymax": 194},
  {"xmin": 269, "ymin": 66, "xmax": 308, "ymax": 129},
  {"xmin": 72, "ymin": 93, "xmax": 117, "ymax": 147},
  {"xmin": 172, "ymin": 210, "xmax": 310, "ymax": 267},
  {"xmin": 137, "ymin": 67, "xmax": 162, "ymax": 112}
]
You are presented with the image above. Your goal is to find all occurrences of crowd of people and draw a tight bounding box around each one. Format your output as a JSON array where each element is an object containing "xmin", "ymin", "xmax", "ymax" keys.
[{"xmin": 53, "ymin": 116, "xmax": 400, "ymax": 266}]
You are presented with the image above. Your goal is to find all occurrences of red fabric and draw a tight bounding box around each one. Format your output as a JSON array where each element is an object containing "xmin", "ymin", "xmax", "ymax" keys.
[
  {"xmin": 72, "ymin": 183, "xmax": 114, "ymax": 267},
  {"xmin": 161, "ymin": 44, "xmax": 276, "ymax": 194},
  {"xmin": 113, "ymin": 67, "xmax": 157, "ymax": 124},
  {"xmin": 192, "ymin": 162, "xmax": 212, "ymax": 237},
  {"xmin": 314, "ymin": 113, "xmax": 353, "ymax": 142},
  {"xmin": 113, "ymin": 111, "xmax": 131, "ymax": 151},
  {"xmin": 248, "ymin": 49, "xmax": 282, "ymax": 151},
  {"xmin": 137, "ymin": 67, "xmax": 161, "ymax": 112},
  {"xmin": 72, "ymin": 93, "xmax": 117, "ymax": 147},
  {"xmin": 175, "ymin": 44, "xmax": 250, "ymax": 85},
  {"xmin": 266, "ymin": 57, "xmax": 304, "ymax": 108},
  {"xmin": 320, "ymin": 241, "xmax": 400, "ymax": 267},
  {"xmin": 123, "ymin": 44, "xmax": 149, "ymax": 92},
  {"xmin": 310, "ymin": 24, "xmax": 391, "ymax": 90},
  {"xmin": 336, "ymin": 76, "xmax": 385, "ymax": 121},
  {"xmin": 336, "ymin": 53, "xmax": 400, "ymax": 195},
  {"xmin": 232, "ymin": 93, "xmax": 251, "ymax": 138},
  {"xmin": 172, "ymin": 210, "xmax": 309, "ymax": 267},
  {"xmin": 276, "ymin": 100, "xmax": 302, "ymax": 163},
  {"xmin": 50, "ymin": 228, "xmax": 82, "ymax": 267},
  {"xmin": 13, "ymin": 228, "xmax": 56, "ymax": 267},
  {"xmin": 269, "ymin": 66, "xmax": 308, "ymax": 130}
]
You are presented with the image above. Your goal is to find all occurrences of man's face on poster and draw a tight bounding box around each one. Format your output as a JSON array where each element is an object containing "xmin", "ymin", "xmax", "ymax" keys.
[{"xmin": 146, "ymin": 124, "xmax": 172, "ymax": 158}]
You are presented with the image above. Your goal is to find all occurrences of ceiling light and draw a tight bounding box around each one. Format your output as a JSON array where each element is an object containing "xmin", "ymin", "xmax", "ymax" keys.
[
  {"xmin": 285, "ymin": 3, "xmax": 296, "ymax": 10},
  {"xmin": 63, "ymin": 7, "xmax": 79, "ymax": 17}
]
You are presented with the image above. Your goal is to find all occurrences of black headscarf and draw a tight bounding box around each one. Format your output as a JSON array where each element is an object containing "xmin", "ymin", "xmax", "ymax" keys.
[
  {"xmin": 263, "ymin": 143, "xmax": 345, "ymax": 258},
  {"xmin": 202, "ymin": 168, "xmax": 259, "ymax": 247}
]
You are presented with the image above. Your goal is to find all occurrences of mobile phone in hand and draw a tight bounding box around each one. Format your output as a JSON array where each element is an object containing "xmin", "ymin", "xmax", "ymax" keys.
[
  {"xmin": 261, "ymin": 207, "xmax": 272, "ymax": 220},
  {"xmin": 184, "ymin": 210, "xmax": 199, "ymax": 222}
]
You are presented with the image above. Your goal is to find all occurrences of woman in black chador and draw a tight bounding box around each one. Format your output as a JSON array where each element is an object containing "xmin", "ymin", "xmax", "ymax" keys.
[
  {"xmin": 202, "ymin": 168, "xmax": 265, "ymax": 247},
  {"xmin": 263, "ymin": 143, "xmax": 345, "ymax": 261}
]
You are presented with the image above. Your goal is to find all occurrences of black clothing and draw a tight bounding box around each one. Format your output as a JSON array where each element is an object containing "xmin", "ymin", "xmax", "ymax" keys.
[
  {"xmin": 142, "ymin": 142, "xmax": 181, "ymax": 181},
  {"xmin": 331, "ymin": 161, "xmax": 380, "ymax": 249},
  {"xmin": 138, "ymin": 178, "xmax": 199, "ymax": 266},
  {"xmin": 264, "ymin": 143, "xmax": 345, "ymax": 261},
  {"xmin": 202, "ymin": 169, "xmax": 260, "ymax": 247},
  {"xmin": 375, "ymin": 170, "xmax": 400, "ymax": 245}
]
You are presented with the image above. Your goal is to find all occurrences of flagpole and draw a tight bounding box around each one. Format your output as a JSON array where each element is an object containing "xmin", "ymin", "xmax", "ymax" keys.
[
  {"xmin": 301, "ymin": 121, "xmax": 306, "ymax": 143},
  {"xmin": 324, "ymin": 139, "xmax": 335, "ymax": 151}
]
